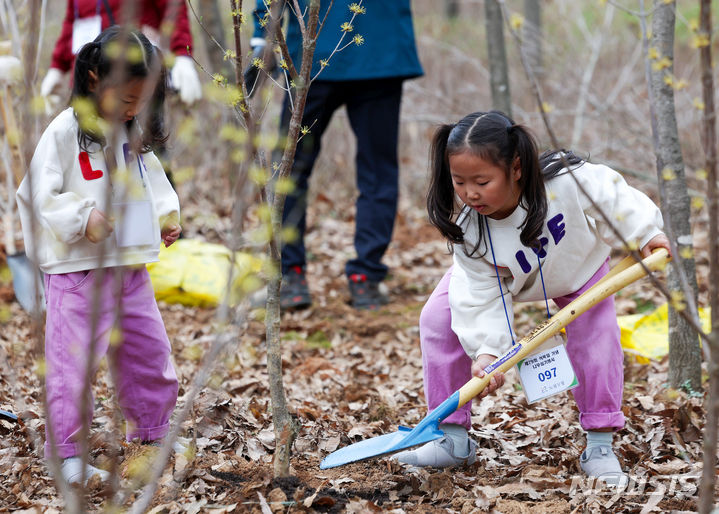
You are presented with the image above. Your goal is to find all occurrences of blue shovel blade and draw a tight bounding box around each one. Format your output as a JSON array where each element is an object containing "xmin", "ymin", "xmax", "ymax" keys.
[
  {"xmin": 320, "ymin": 425, "xmax": 444, "ymax": 469},
  {"xmin": 0, "ymin": 410, "xmax": 18, "ymax": 423},
  {"xmin": 320, "ymin": 391, "xmax": 461, "ymax": 469}
]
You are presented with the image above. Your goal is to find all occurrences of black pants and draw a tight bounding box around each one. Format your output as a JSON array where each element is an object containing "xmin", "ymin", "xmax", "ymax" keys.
[{"xmin": 279, "ymin": 77, "xmax": 404, "ymax": 282}]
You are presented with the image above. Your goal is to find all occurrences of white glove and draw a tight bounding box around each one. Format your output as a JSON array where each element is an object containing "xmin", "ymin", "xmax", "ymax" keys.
[
  {"xmin": 40, "ymin": 68, "xmax": 66, "ymax": 115},
  {"xmin": 40, "ymin": 68, "xmax": 65, "ymax": 98},
  {"xmin": 170, "ymin": 55, "xmax": 202, "ymax": 105}
]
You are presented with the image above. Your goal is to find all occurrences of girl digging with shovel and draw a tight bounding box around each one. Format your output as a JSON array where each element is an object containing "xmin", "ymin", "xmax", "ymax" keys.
[{"xmin": 393, "ymin": 111, "xmax": 670, "ymax": 487}]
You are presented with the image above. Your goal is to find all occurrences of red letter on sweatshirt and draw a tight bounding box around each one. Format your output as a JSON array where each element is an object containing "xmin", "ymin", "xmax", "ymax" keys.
[{"xmin": 79, "ymin": 152, "xmax": 103, "ymax": 180}]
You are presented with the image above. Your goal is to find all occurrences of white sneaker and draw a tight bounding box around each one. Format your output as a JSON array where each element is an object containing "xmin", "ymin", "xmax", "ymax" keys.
[
  {"xmin": 60, "ymin": 456, "xmax": 110, "ymax": 485},
  {"xmin": 580, "ymin": 445, "xmax": 628, "ymax": 487},
  {"xmin": 392, "ymin": 436, "xmax": 477, "ymax": 468}
]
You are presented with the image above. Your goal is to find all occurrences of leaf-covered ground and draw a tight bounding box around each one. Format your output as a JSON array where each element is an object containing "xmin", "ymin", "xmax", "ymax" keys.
[{"xmin": 0, "ymin": 205, "xmax": 713, "ymax": 513}]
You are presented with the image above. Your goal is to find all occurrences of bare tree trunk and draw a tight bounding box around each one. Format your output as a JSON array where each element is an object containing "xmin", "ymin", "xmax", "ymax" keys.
[
  {"xmin": 196, "ymin": 0, "xmax": 229, "ymax": 75},
  {"xmin": 522, "ymin": 0, "xmax": 542, "ymax": 79},
  {"xmin": 15, "ymin": 0, "xmax": 80, "ymax": 507},
  {"xmin": 646, "ymin": 0, "xmax": 701, "ymax": 391},
  {"xmin": 697, "ymin": 0, "xmax": 718, "ymax": 510},
  {"xmin": 20, "ymin": 0, "xmax": 39, "ymax": 169},
  {"xmin": 570, "ymin": 4, "xmax": 614, "ymax": 148},
  {"xmin": 223, "ymin": 0, "xmax": 304, "ymax": 480},
  {"xmin": 484, "ymin": 0, "xmax": 512, "ymax": 117},
  {"xmin": 262, "ymin": 0, "xmax": 321, "ymax": 478}
]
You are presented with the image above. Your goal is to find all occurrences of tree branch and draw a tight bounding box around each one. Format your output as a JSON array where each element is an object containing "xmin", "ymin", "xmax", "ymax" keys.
[{"xmin": 697, "ymin": 0, "xmax": 718, "ymax": 510}]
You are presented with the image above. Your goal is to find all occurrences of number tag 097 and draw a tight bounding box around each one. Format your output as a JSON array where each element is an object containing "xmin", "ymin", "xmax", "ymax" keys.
[{"xmin": 516, "ymin": 333, "xmax": 578, "ymax": 404}]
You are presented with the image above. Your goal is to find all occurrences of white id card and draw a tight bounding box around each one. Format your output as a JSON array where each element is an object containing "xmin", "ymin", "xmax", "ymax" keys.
[
  {"xmin": 72, "ymin": 15, "xmax": 102, "ymax": 54},
  {"xmin": 113, "ymin": 201, "xmax": 155, "ymax": 247},
  {"xmin": 516, "ymin": 333, "xmax": 578, "ymax": 404}
]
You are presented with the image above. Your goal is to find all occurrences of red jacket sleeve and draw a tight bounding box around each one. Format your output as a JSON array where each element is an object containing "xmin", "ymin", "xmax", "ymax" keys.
[
  {"xmin": 49, "ymin": 0, "xmax": 76, "ymax": 72},
  {"xmin": 169, "ymin": 0, "xmax": 193, "ymax": 57}
]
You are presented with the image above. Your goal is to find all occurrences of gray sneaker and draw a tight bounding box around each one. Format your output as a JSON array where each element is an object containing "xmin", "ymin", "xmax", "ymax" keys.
[
  {"xmin": 392, "ymin": 436, "xmax": 477, "ymax": 468},
  {"xmin": 580, "ymin": 445, "xmax": 628, "ymax": 487}
]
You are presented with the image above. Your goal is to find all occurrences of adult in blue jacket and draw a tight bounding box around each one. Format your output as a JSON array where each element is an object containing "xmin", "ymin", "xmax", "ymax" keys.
[{"xmin": 252, "ymin": 0, "xmax": 423, "ymax": 311}]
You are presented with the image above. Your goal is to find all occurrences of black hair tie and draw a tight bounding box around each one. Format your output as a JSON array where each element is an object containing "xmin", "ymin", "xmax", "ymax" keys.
[{"xmin": 506, "ymin": 125, "xmax": 515, "ymax": 135}]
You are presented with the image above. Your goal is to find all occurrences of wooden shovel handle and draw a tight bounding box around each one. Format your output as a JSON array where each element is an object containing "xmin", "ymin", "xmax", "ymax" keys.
[
  {"xmin": 0, "ymin": 85, "xmax": 24, "ymax": 187},
  {"xmin": 456, "ymin": 248, "xmax": 670, "ymax": 407}
]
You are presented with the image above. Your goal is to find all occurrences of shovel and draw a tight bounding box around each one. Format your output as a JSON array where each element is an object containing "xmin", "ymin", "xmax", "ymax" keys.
[
  {"xmin": 320, "ymin": 249, "xmax": 670, "ymax": 469},
  {"xmin": 4, "ymin": 226, "xmax": 44, "ymax": 314},
  {"xmin": 0, "ymin": 49, "xmax": 45, "ymax": 313},
  {"xmin": 0, "ymin": 409, "xmax": 18, "ymax": 423}
]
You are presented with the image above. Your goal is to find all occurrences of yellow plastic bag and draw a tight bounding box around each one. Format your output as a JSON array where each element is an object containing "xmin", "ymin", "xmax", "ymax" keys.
[
  {"xmin": 618, "ymin": 303, "xmax": 712, "ymax": 363},
  {"xmin": 147, "ymin": 239, "xmax": 265, "ymax": 307}
]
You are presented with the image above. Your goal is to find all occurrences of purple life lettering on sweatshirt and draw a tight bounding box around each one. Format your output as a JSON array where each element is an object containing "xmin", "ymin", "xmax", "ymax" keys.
[
  {"xmin": 547, "ymin": 213, "xmax": 566, "ymax": 244},
  {"xmin": 516, "ymin": 250, "xmax": 531, "ymax": 273},
  {"xmin": 514, "ymin": 213, "xmax": 566, "ymax": 273},
  {"xmin": 532, "ymin": 237, "xmax": 549, "ymax": 258}
]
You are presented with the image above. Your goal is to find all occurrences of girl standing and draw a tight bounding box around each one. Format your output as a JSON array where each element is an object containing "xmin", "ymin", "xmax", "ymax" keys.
[
  {"xmin": 394, "ymin": 111, "xmax": 670, "ymax": 486},
  {"xmin": 17, "ymin": 27, "xmax": 181, "ymax": 484}
]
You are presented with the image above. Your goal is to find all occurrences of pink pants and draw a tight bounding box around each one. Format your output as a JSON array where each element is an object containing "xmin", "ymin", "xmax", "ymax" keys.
[
  {"xmin": 43, "ymin": 267, "xmax": 178, "ymax": 459},
  {"xmin": 420, "ymin": 260, "xmax": 625, "ymax": 431}
]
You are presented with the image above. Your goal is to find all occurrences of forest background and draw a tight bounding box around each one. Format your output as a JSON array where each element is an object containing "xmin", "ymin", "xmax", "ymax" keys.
[{"xmin": 0, "ymin": 0, "xmax": 718, "ymax": 512}]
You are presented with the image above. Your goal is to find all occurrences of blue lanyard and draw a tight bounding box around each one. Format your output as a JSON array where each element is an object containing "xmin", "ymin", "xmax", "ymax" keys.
[
  {"xmin": 121, "ymin": 142, "xmax": 147, "ymax": 188},
  {"xmin": 536, "ymin": 251, "xmax": 551, "ymax": 319},
  {"xmin": 484, "ymin": 216, "xmax": 551, "ymax": 347},
  {"xmin": 136, "ymin": 155, "xmax": 147, "ymax": 188},
  {"xmin": 484, "ymin": 216, "xmax": 516, "ymax": 345}
]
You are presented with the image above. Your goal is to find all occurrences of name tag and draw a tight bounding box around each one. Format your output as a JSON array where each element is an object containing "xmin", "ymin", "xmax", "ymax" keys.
[
  {"xmin": 113, "ymin": 201, "xmax": 155, "ymax": 247},
  {"xmin": 72, "ymin": 15, "xmax": 102, "ymax": 54},
  {"xmin": 516, "ymin": 334, "xmax": 578, "ymax": 404}
]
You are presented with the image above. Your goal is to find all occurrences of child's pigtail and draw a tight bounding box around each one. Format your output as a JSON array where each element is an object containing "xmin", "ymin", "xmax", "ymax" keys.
[
  {"xmin": 428, "ymin": 124, "xmax": 464, "ymax": 245},
  {"xmin": 512, "ymin": 124, "xmax": 545, "ymax": 249},
  {"xmin": 139, "ymin": 45, "xmax": 169, "ymax": 153},
  {"xmin": 74, "ymin": 41, "xmax": 106, "ymax": 150},
  {"xmin": 73, "ymin": 41, "xmax": 102, "ymax": 99},
  {"xmin": 539, "ymin": 149, "xmax": 585, "ymax": 178}
]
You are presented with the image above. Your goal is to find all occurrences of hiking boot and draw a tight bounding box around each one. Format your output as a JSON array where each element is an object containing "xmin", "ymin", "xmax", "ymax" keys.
[
  {"xmin": 60, "ymin": 456, "xmax": 110, "ymax": 485},
  {"xmin": 580, "ymin": 445, "xmax": 628, "ymax": 487},
  {"xmin": 348, "ymin": 274, "xmax": 389, "ymax": 311},
  {"xmin": 280, "ymin": 266, "xmax": 312, "ymax": 310},
  {"xmin": 392, "ymin": 436, "xmax": 477, "ymax": 468}
]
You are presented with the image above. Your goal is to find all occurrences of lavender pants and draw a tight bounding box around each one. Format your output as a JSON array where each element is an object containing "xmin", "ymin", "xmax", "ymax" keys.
[
  {"xmin": 420, "ymin": 260, "xmax": 625, "ymax": 431},
  {"xmin": 44, "ymin": 267, "xmax": 178, "ymax": 459}
]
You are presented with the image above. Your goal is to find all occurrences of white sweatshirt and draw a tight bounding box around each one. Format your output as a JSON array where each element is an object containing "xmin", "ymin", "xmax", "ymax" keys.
[
  {"xmin": 16, "ymin": 108, "xmax": 180, "ymax": 274},
  {"xmin": 449, "ymin": 161, "xmax": 664, "ymax": 360}
]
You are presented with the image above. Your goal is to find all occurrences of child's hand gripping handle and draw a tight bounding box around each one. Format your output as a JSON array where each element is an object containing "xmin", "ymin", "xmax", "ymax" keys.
[{"xmin": 455, "ymin": 249, "xmax": 670, "ymax": 408}]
